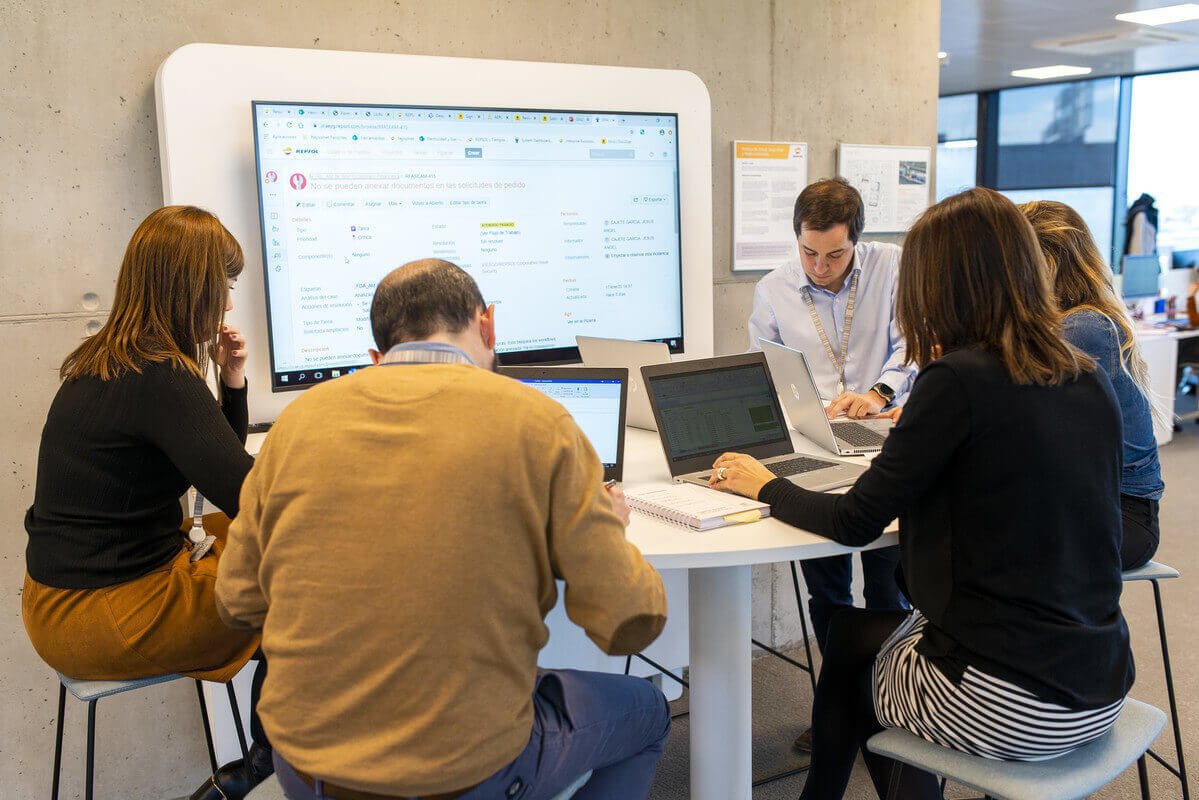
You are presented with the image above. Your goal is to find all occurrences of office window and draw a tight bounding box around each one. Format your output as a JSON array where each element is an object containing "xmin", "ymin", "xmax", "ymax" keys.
[
  {"xmin": 1127, "ymin": 69, "xmax": 1199, "ymax": 252},
  {"xmin": 996, "ymin": 78, "xmax": 1120, "ymax": 190},
  {"xmin": 936, "ymin": 94, "xmax": 977, "ymax": 202},
  {"xmin": 1001, "ymin": 187, "xmax": 1115, "ymax": 259}
]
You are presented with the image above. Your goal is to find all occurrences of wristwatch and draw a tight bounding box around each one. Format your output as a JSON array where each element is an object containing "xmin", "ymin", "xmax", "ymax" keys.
[{"xmin": 870, "ymin": 382, "xmax": 896, "ymax": 404}]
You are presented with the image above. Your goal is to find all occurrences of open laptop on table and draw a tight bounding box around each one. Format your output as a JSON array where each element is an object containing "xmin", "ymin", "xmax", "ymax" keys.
[
  {"xmin": 498, "ymin": 366, "xmax": 629, "ymax": 481},
  {"xmin": 576, "ymin": 335, "xmax": 672, "ymax": 431},
  {"xmin": 759, "ymin": 339, "xmax": 892, "ymax": 456},
  {"xmin": 640, "ymin": 353, "xmax": 866, "ymax": 491}
]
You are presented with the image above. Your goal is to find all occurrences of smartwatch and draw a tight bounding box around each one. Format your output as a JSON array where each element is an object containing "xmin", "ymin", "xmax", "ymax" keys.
[{"xmin": 870, "ymin": 382, "xmax": 896, "ymax": 404}]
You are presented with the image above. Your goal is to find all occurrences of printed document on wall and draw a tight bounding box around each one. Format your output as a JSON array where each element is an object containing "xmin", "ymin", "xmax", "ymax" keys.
[
  {"xmin": 837, "ymin": 143, "xmax": 931, "ymax": 233},
  {"xmin": 732, "ymin": 141, "xmax": 808, "ymax": 271}
]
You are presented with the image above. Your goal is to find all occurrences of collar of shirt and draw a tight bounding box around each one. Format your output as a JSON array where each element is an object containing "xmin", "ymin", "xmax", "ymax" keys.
[{"xmin": 380, "ymin": 342, "xmax": 476, "ymax": 366}]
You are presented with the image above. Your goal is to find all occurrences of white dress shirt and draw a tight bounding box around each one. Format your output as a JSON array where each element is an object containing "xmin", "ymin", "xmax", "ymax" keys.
[{"xmin": 747, "ymin": 240, "xmax": 916, "ymax": 401}]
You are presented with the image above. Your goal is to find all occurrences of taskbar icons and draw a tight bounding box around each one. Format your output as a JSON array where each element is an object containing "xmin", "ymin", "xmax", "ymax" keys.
[{"xmin": 276, "ymin": 366, "xmax": 366, "ymax": 387}]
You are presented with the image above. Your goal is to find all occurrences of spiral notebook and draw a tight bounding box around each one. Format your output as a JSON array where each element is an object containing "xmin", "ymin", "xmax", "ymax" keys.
[{"xmin": 624, "ymin": 483, "xmax": 771, "ymax": 531}]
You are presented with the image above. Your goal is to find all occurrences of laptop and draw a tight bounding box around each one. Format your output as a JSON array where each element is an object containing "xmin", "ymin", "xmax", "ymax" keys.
[
  {"xmin": 760, "ymin": 339, "xmax": 892, "ymax": 456},
  {"xmin": 576, "ymin": 336, "xmax": 672, "ymax": 431},
  {"xmin": 640, "ymin": 353, "xmax": 866, "ymax": 491},
  {"xmin": 498, "ymin": 366, "xmax": 629, "ymax": 481}
]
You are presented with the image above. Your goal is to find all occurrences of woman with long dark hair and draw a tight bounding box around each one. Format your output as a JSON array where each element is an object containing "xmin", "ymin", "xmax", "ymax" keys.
[
  {"xmin": 23, "ymin": 206, "xmax": 272, "ymax": 799},
  {"xmin": 712, "ymin": 188, "xmax": 1134, "ymax": 799}
]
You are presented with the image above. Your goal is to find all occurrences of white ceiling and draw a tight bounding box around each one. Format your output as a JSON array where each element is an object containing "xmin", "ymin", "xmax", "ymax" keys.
[{"xmin": 940, "ymin": 0, "xmax": 1199, "ymax": 95}]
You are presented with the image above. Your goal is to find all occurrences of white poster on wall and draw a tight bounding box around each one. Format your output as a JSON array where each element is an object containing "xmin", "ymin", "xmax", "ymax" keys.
[
  {"xmin": 837, "ymin": 143, "xmax": 932, "ymax": 233},
  {"xmin": 732, "ymin": 141, "xmax": 808, "ymax": 271}
]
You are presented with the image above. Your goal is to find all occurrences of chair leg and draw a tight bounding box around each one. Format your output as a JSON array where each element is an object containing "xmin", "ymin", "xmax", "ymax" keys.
[
  {"xmin": 51, "ymin": 683, "xmax": 65, "ymax": 800},
  {"xmin": 195, "ymin": 680, "xmax": 218, "ymax": 773},
  {"xmin": 225, "ymin": 682, "xmax": 250, "ymax": 758},
  {"xmin": 791, "ymin": 561, "xmax": 817, "ymax": 692},
  {"xmin": 1140, "ymin": 754, "xmax": 1153, "ymax": 799},
  {"xmin": 1152, "ymin": 579, "xmax": 1190, "ymax": 800},
  {"xmin": 85, "ymin": 700, "xmax": 97, "ymax": 800}
]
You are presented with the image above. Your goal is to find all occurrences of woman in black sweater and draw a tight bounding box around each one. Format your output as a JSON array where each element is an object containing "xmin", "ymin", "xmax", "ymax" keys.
[
  {"xmin": 22, "ymin": 206, "xmax": 271, "ymax": 800},
  {"xmin": 712, "ymin": 188, "xmax": 1134, "ymax": 799}
]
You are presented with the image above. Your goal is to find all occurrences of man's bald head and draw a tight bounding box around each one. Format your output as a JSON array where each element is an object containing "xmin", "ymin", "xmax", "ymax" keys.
[{"xmin": 370, "ymin": 259, "xmax": 487, "ymax": 352}]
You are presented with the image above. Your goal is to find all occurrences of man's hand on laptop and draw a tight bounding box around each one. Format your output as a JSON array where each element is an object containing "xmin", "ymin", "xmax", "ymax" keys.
[
  {"xmin": 825, "ymin": 390, "xmax": 885, "ymax": 420},
  {"xmin": 877, "ymin": 406, "xmax": 904, "ymax": 424},
  {"xmin": 605, "ymin": 483, "xmax": 631, "ymax": 526},
  {"xmin": 710, "ymin": 453, "xmax": 775, "ymax": 500}
]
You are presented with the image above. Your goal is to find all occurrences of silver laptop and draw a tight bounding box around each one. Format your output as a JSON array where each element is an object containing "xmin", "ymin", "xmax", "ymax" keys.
[
  {"xmin": 576, "ymin": 336, "xmax": 672, "ymax": 431},
  {"xmin": 760, "ymin": 340, "xmax": 892, "ymax": 456},
  {"xmin": 640, "ymin": 353, "xmax": 866, "ymax": 491}
]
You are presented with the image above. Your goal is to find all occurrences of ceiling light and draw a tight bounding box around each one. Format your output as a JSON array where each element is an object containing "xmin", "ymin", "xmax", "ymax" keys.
[
  {"xmin": 1116, "ymin": 3, "xmax": 1199, "ymax": 26},
  {"xmin": 1010, "ymin": 64, "xmax": 1094, "ymax": 79},
  {"xmin": 942, "ymin": 139, "xmax": 977, "ymax": 149},
  {"xmin": 938, "ymin": 51, "xmax": 948, "ymax": 59}
]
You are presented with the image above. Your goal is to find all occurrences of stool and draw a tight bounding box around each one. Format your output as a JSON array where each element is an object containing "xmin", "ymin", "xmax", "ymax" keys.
[
  {"xmin": 1124, "ymin": 560, "xmax": 1191, "ymax": 799},
  {"xmin": 243, "ymin": 769, "xmax": 592, "ymax": 799},
  {"xmin": 51, "ymin": 672, "xmax": 250, "ymax": 800},
  {"xmin": 866, "ymin": 698, "xmax": 1166, "ymax": 800}
]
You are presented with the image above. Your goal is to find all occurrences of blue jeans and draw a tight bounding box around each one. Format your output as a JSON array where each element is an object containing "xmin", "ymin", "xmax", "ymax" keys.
[
  {"xmin": 800, "ymin": 545, "xmax": 908, "ymax": 653},
  {"xmin": 274, "ymin": 668, "xmax": 671, "ymax": 800}
]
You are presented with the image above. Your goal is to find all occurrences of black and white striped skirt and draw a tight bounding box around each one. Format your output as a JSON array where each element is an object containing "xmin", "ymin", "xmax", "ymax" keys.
[{"xmin": 873, "ymin": 611, "xmax": 1125, "ymax": 761}]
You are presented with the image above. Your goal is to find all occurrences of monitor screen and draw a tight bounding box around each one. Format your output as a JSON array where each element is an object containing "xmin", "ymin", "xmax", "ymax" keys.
[
  {"xmin": 646, "ymin": 362, "xmax": 789, "ymax": 462},
  {"xmin": 252, "ymin": 101, "xmax": 683, "ymax": 391},
  {"xmin": 509, "ymin": 377, "xmax": 624, "ymax": 469},
  {"xmin": 1122, "ymin": 255, "xmax": 1161, "ymax": 299}
]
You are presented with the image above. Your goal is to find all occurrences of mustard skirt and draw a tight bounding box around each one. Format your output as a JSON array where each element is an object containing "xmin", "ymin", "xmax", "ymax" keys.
[{"xmin": 22, "ymin": 514, "xmax": 260, "ymax": 683}]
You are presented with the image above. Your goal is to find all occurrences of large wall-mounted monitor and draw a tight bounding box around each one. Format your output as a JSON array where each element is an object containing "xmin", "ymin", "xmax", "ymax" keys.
[
  {"xmin": 156, "ymin": 44, "xmax": 712, "ymax": 424},
  {"xmin": 252, "ymin": 101, "xmax": 683, "ymax": 390}
]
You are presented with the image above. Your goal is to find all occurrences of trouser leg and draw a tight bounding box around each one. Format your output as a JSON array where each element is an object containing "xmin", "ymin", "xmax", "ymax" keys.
[
  {"xmin": 799, "ymin": 554, "xmax": 853, "ymax": 653},
  {"xmin": 860, "ymin": 546, "xmax": 908, "ymax": 613}
]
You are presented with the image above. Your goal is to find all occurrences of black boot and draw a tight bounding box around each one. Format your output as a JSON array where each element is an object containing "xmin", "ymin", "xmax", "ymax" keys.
[{"xmin": 189, "ymin": 742, "xmax": 274, "ymax": 800}]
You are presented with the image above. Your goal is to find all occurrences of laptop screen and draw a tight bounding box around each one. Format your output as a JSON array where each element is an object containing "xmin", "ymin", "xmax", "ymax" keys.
[
  {"xmin": 646, "ymin": 361, "xmax": 790, "ymax": 462},
  {"xmin": 501, "ymin": 372, "xmax": 626, "ymax": 479}
]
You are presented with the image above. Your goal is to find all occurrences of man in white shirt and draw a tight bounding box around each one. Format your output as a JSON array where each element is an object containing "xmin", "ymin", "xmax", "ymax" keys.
[{"xmin": 747, "ymin": 178, "xmax": 915, "ymax": 750}]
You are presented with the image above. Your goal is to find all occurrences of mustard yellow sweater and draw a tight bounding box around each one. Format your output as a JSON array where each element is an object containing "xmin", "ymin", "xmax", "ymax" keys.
[{"xmin": 216, "ymin": 363, "xmax": 666, "ymax": 795}]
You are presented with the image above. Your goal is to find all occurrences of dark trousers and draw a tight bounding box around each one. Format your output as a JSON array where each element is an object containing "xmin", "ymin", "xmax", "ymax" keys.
[
  {"xmin": 274, "ymin": 668, "xmax": 670, "ymax": 800},
  {"xmin": 1121, "ymin": 493, "xmax": 1161, "ymax": 571},
  {"xmin": 799, "ymin": 608, "xmax": 941, "ymax": 800},
  {"xmin": 800, "ymin": 544, "xmax": 908, "ymax": 653}
]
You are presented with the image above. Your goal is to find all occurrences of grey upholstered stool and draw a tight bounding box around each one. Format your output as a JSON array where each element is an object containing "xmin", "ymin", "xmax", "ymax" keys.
[
  {"xmin": 1124, "ymin": 559, "xmax": 1191, "ymax": 798},
  {"xmin": 244, "ymin": 769, "xmax": 592, "ymax": 799},
  {"xmin": 866, "ymin": 698, "xmax": 1165, "ymax": 800},
  {"xmin": 51, "ymin": 672, "xmax": 249, "ymax": 800}
]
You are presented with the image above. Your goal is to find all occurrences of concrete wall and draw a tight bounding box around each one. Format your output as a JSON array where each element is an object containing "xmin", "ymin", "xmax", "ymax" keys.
[{"xmin": 0, "ymin": 1, "xmax": 939, "ymax": 795}]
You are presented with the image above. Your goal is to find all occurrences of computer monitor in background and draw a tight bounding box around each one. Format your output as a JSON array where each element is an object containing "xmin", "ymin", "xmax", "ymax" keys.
[
  {"xmin": 253, "ymin": 101, "xmax": 683, "ymax": 391},
  {"xmin": 1173, "ymin": 249, "xmax": 1199, "ymax": 270},
  {"xmin": 1122, "ymin": 255, "xmax": 1162, "ymax": 299}
]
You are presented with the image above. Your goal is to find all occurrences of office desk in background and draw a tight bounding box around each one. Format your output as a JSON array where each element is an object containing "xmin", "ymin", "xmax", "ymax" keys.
[
  {"xmin": 229, "ymin": 423, "xmax": 894, "ymax": 800},
  {"xmin": 1137, "ymin": 327, "xmax": 1199, "ymax": 445}
]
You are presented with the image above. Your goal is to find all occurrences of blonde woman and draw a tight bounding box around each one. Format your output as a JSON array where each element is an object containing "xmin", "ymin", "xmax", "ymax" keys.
[
  {"xmin": 1021, "ymin": 200, "xmax": 1165, "ymax": 570},
  {"xmin": 22, "ymin": 206, "xmax": 272, "ymax": 799}
]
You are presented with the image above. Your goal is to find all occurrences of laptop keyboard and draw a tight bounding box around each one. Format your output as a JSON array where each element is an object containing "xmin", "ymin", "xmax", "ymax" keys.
[
  {"xmin": 834, "ymin": 422, "xmax": 887, "ymax": 448},
  {"xmin": 768, "ymin": 455, "xmax": 836, "ymax": 477}
]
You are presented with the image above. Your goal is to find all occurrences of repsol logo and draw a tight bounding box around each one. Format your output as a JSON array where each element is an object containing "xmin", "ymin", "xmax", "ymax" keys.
[{"xmin": 294, "ymin": 148, "xmax": 319, "ymax": 154}]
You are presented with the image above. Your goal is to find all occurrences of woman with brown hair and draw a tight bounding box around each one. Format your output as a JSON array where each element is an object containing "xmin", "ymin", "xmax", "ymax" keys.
[
  {"xmin": 22, "ymin": 206, "xmax": 272, "ymax": 799},
  {"xmin": 1020, "ymin": 199, "xmax": 1165, "ymax": 570},
  {"xmin": 712, "ymin": 188, "xmax": 1133, "ymax": 799}
]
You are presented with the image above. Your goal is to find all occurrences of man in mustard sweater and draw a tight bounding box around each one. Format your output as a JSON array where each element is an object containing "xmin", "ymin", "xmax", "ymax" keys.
[{"xmin": 216, "ymin": 259, "xmax": 670, "ymax": 800}]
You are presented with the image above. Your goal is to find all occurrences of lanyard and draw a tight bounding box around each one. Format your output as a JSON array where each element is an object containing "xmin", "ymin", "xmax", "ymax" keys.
[{"xmin": 800, "ymin": 269, "xmax": 860, "ymax": 396}]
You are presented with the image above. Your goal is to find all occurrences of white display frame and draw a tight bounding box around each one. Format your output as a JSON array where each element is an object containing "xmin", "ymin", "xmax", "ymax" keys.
[{"xmin": 155, "ymin": 43, "xmax": 714, "ymax": 425}]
